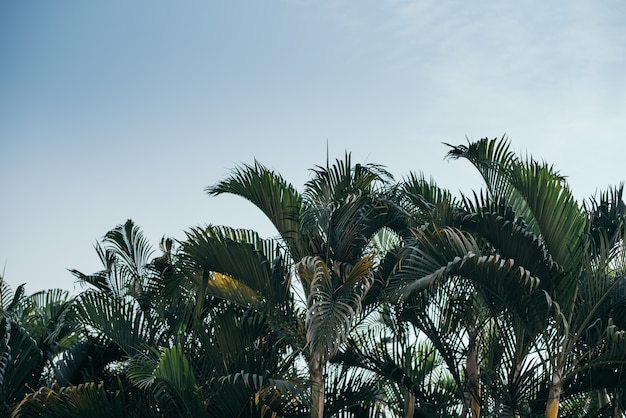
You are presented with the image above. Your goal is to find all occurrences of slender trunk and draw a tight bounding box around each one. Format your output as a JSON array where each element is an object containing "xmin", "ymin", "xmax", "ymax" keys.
[
  {"xmin": 404, "ymin": 390, "xmax": 415, "ymax": 418},
  {"xmin": 545, "ymin": 369, "xmax": 562, "ymax": 418},
  {"xmin": 465, "ymin": 331, "xmax": 481, "ymax": 418},
  {"xmin": 509, "ymin": 360, "xmax": 524, "ymax": 418},
  {"xmin": 598, "ymin": 388, "xmax": 610, "ymax": 409},
  {"xmin": 310, "ymin": 352, "xmax": 325, "ymax": 418}
]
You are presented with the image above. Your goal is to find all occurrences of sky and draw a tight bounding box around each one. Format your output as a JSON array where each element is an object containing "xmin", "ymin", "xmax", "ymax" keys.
[{"xmin": 2, "ymin": 1, "xmax": 626, "ymax": 294}]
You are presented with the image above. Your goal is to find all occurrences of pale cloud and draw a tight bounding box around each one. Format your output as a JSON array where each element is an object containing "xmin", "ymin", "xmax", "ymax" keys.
[
  {"xmin": 309, "ymin": 0, "xmax": 626, "ymax": 199},
  {"xmin": 314, "ymin": 1, "xmax": 626, "ymax": 88}
]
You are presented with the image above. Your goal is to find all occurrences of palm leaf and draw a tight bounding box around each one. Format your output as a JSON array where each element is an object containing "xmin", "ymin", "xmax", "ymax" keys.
[
  {"xmin": 400, "ymin": 172, "xmax": 460, "ymax": 228},
  {"xmin": 207, "ymin": 161, "xmax": 308, "ymax": 261},
  {"xmin": 508, "ymin": 160, "xmax": 586, "ymax": 275},
  {"xmin": 391, "ymin": 227, "xmax": 538, "ymax": 297},
  {"xmin": 72, "ymin": 291, "xmax": 164, "ymax": 357},
  {"xmin": 103, "ymin": 219, "xmax": 154, "ymax": 284},
  {"xmin": 12, "ymin": 381, "xmax": 140, "ymax": 418},
  {"xmin": 298, "ymin": 255, "xmax": 374, "ymax": 362},
  {"xmin": 180, "ymin": 226, "xmax": 289, "ymax": 308},
  {"xmin": 445, "ymin": 136, "xmax": 517, "ymax": 197},
  {"xmin": 0, "ymin": 318, "xmax": 44, "ymax": 412}
]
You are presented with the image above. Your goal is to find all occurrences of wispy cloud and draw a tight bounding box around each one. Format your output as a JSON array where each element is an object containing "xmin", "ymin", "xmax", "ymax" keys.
[{"xmin": 316, "ymin": 0, "xmax": 626, "ymax": 96}]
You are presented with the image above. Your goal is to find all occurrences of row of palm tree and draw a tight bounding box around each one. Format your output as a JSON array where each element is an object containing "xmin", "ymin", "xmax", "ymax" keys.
[{"xmin": 1, "ymin": 137, "xmax": 625, "ymax": 417}]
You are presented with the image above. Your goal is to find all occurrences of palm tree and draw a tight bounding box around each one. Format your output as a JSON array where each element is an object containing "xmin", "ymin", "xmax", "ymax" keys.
[
  {"xmin": 203, "ymin": 153, "xmax": 407, "ymax": 417},
  {"xmin": 377, "ymin": 164, "xmax": 550, "ymax": 416},
  {"xmin": 0, "ymin": 277, "xmax": 75, "ymax": 416},
  {"xmin": 450, "ymin": 136, "xmax": 626, "ymax": 417},
  {"xmin": 13, "ymin": 219, "xmax": 301, "ymax": 417},
  {"xmin": 390, "ymin": 139, "xmax": 626, "ymax": 418}
]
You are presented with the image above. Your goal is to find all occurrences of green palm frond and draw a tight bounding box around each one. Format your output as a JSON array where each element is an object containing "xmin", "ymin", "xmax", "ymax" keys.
[
  {"xmin": 445, "ymin": 137, "xmax": 574, "ymax": 242},
  {"xmin": 565, "ymin": 319, "xmax": 626, "ymax": 388},
  {"xmin": 69, "ymin": 243, "xmax": 114, "ymax": 293},
  {"xmin": 11, "ymin": 381, "xmax": 143, "ymax": 418},
  {"xmin": 210, "ymin": 306, "xmax": 288, "ymax": 374},
  {"xmin": 70, "ymin": 221, "xmax": 158, "ymax": 310},
  {"xmin": 585, "ymin": 183, "xmax": 626, "ymax": 252},
  {"xmin": 391, "ymin": 227, "xmax": 480, "ymax": 291},
  {"xmin": 401, "ymin": 172, "xmax": 460, "ymax": 228},
  {"xmin": 0, "ymin": 318, "xmax": 44, "ymax": 413},
  {"xmin": 298, "ymin": 255, "xmax": 374, "ymax": 362},
  {"xmin": 391, "ymin": 227, "xmax": 539, "ymax": 301},
  {"xmin": 445, "ymin": 136, "xmax": 518, "ymax": 197},
  {"xmin": 54, "ymin": 336, "xmax": 124, "ymax": 386},
  {"xmin": 128, "ymin": 344, "xmax": 204, "ymax": 418},
  {"xmin": 366, "ymin": 227, "xmax": 401, "ymax": 264},
  {"xmin": 301, "ymin": 153, "xmax": 401, "ymax": 264},
  {"xmin": 322, "ymin": 363, "xmax": 385, "ymax": 417},
  {"xmin": 398, "ymin": 285, "xmax": 467, "ymax": 389},
  {"xmin": 207, "ymin": 161, "xmax": 308, "ymax": 261},
  {"xmin": 73, "ymin": 291, "xmax": 164, "ymax": 357},
  {"xmin": 103, "ymin": 219, "xmax": 155, "ymax": 284},
  {"xmin": 0, "ymin": 279, "xmax": 25, "ymax": 315},
  {"xmin": 21, "ymin": 289, "xmax": 74, "ymax": 349},
  {"xmin": 211, "ymin": 371, "xmax": 305, "ymax": 418},
  {"xmin": 337, "ymin": 326, "xmax": 461, "ymax": 416},
  {"xmin": 508, "ymin": 159, "xmax": 586, "ymax": 274},
  {"xmin": 460, "ymin": 195, "xmax": 562, "ymax": 292},
  {"xmin": 301, "ymin": 191, "xmax": 365, "ymax": 261},
  {"xmin": 303, "ymin": 152, "xmax": 392, "ymax": 207},
  {"xmin": 180, "ymin": 226, "xmax": 289, "ymax": 308}
]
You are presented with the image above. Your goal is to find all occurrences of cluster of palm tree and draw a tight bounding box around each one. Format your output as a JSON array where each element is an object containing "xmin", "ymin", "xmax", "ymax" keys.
[{"xmin": 2, "ymin": 137, "xmax": 625, "ymax": 417}]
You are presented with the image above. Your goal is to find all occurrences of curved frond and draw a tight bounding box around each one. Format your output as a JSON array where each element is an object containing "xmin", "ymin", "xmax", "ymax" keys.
[
  {"xmin": 180, "ymin": 226, "xmax": 290, "ymax": 307},
  {"xmin": 445, "ymin": 136, "xmax": 518, "ymax": 197},
  {"xmin": 303, "ymin": 153, "xmax": 392, "ymax": 207},
  {"xmin": 206, "ymin": 161, "xmax": 308, "ymax": 261},
  {"xmin": 508, "ymin": 160, "xmax": 586, "ymax": 274},
  {"xmin": 73, "ymin": 292, "xmax": 163, "ymax": 357},
  {"xmin": 103, "ymin": 219, "xmax": 154, "ymax": 283},
  {"xmin": 0, "ymin": 318, "xmax": 44, "ymax": 411},
  {"xmin": 401, "ymin": 172, "xmax": 460, "ymax": 228},
  {"xmin": 12, "ymin": 381, "xmax": 139, "ymax": 418},
  {"xmin": 298, "ymin": 255, "xmax": 374, "ymax": 361}
]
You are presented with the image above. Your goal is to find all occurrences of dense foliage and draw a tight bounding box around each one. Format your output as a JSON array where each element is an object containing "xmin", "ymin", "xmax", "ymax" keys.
[{"xmin": 2, "ymin": 138, "xmax": 625, "ymax": 417}]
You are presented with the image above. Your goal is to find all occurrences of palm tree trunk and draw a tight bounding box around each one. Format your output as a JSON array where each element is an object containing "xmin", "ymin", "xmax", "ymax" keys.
[
  {"xmin": 598, "ymin": 388, "xmax": 610, "ymax": 409},
  {"xmin": 404, "ymin": 390, "xmax": 415, "ymax": 418},
  {"xmin": 465, "ymin": 330, "xmax": 481, "ymax": 418},
  {"xmin": 310, "ymin": 352, "xmax": 325, "ymax": 418},
  {"xmin": 545, "ymin": 369, "xmax": 562, "ymax": 418}
]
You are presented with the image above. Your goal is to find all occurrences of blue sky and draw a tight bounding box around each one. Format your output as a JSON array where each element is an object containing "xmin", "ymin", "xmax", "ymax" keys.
[{"xmin": 2, "ymin": 1, "xmax": 626, "ymax": 294}]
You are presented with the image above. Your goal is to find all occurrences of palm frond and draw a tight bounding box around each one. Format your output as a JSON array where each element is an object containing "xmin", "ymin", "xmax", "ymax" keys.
[
  {"xmin": 401, "ymin": 172, "xmax": 460, "ymax": 228},
  {"xmin": 391, "ymin": 227, "xmax": 538, "ymax": 300},
  {"xmin": 212, "ymin": 371, "xmax": 305, "ymax": 418},
  {"xmin": 206, "ymin": 161, "xmax": 308, "ymax": 261},
  {"xmin": 508, "ymin": 159, "xmax": 586, "ymax": 275},
  {"xmin": 585, "ymin": 183, "xmax": 626, "ymax": 253},
  {"xmin": 72, "ymin": 291, "xmax": 164, "ymax": 357},
  {"xmin": 0, "ymin": 318, "xmax": 44, "ymax": 411},
  {"xmin": 303, "ymin": 152, "xmax": 392, "ymax": 207},
  {"xmin": 12, "ymin": 381, "xmax": 141, "ymax": 418},
  {"xmin": 298, "ymin": 255, "xmax": 374, "ymax": 362},
  {"xmin": 460, "ymin": 195, "xmax": 562, "ymax": 290},
  {"xmin": 130, "ymin": 344, "xmax": 203, "ymax": 418},
  {"xmin": 103, "ymin": 219, "xmax": 154, "ymax": 283},
  {"xmin": 180, "ymin": 226, "xmax": 289, "ymax": 308},
  {"xmin": 54, "ymin": 336, "xmax": 124, "ymax": 386},
  {"xmin": 322, "ymin": 363, "xmax": 386, "ymax": 417}
]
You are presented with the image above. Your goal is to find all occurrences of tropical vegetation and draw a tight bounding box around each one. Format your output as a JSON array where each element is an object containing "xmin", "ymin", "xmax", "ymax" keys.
[{"xmin": 2, "ymin": 137, "xmax": 625, "ymax": 417}]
